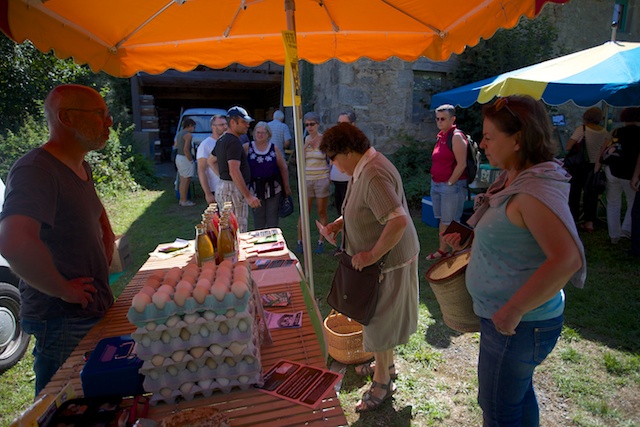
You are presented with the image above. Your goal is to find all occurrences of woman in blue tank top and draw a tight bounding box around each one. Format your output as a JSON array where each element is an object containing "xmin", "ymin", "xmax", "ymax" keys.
[{"xmin": 443, "ymin": 96, "xmax": 587, "ymax": 427}]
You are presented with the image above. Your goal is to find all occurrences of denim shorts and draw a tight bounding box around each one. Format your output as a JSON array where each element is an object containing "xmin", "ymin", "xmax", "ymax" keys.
[
  {"xmin": 477, "ymin": 315, "xmax": 563, "ymax": 427},
  {"xmin": 430, "ymin": 180, "xmax": 467, "ymax": 225}
]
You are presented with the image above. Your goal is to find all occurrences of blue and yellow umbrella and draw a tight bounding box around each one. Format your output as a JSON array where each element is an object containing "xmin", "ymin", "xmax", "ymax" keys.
[{"xmin": 431, "ymin": 41, "xmax": 640, "ymax": 108}]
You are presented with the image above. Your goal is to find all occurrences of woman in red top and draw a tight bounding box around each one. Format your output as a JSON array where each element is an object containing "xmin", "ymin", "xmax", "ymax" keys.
[{"xmin": 426, "ymin": 104, "xmax": 468, "ymax": 260}]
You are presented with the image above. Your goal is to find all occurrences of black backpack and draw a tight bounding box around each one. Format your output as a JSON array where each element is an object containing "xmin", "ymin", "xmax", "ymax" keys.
[{"xmin": 446, "ymin": 130, "xmax": 480, "ymax": 185}]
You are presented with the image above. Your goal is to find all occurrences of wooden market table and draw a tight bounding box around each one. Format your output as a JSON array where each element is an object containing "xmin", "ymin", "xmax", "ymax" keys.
[{"xmin": 37, "ymin": 236, "xmax": 347, "ymax": 427}]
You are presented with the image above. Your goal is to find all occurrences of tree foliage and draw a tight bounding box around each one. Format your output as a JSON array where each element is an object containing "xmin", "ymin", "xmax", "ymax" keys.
[{"xmin": 450, "ymin": 16, "xmax": 559, "ymax": 139}]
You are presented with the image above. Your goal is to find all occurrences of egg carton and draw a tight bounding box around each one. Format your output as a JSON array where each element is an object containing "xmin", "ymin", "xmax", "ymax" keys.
[
  {"xmin": 142, "ymin": 358, "xmax": 261, "ymax": 390},
  {"xmin": 139, "ymin": 338, "xmax": 261, "ymax": 373},
  {"xmin": 127, "ymin": 291, "xmax": 251, "ymax": 327},
  {"xmin": 148, "ymin": 372, "xmax": 263, "ymax": 406},
  {"xmin": 133, "ymin": 324, "xmax": 256, "ymax": 359},
  {"xmin": 131, "ymin": 309, "xmax": 253, "ymax": 342}
]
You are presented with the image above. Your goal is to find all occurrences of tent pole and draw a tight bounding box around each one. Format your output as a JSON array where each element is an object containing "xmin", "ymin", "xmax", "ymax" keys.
[{"xmin": 285, "ymin": 0, "xmax": 315, "ymax": 295}]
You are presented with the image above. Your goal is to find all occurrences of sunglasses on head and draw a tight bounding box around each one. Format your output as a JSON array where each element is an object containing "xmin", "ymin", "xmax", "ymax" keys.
[{"xmin": 494, "ymin": 97, "xmax": 521, "ymax": 123}]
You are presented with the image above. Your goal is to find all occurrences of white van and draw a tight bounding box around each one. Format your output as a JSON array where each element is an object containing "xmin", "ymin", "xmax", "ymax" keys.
[
  {"xmin": 175, "ymin": 108, "xmax": 228, "ymax": 156},
  {"xmin": 0, "ymin": 178, "xmax": 31, "ymax": 372}
]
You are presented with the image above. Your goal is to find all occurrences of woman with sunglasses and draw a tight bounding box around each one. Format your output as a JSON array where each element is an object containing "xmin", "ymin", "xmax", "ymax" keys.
[
  {"xmin": 296, "ymin": 112, "xmax": 330, "ymax": 254},
  {"xmin": 426, "ymin": 104, "xmax": 469, "ymax": 260},
  {"xmin": 443, "ymin": 95, "xmax": 586, "ymax": 426}
]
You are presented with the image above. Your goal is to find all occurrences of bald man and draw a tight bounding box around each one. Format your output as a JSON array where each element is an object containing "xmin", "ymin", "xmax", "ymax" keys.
[{"xmin": 0, "ymin": 84, "xmax": 115, "ymax": 395}]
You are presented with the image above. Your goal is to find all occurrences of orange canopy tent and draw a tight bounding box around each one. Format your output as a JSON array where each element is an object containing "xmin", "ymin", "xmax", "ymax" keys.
[
  {"xmin": 1, "ymin": 0, "xmax": 569, "ymax": 77},
  {"xmin": 0, "ymin": 0, "xmax": 569, "ymax": 290}
]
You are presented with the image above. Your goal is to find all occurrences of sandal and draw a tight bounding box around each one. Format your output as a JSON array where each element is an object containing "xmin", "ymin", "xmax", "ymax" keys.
[
  {"xmin": 426, "ymin": 249, "xmax": 450, "ymax": 261},
  {"xmin": 355, "ymin": 362, "xmax": 398, "ymax": 380},
  {"xmin": 355, "ymin": 380, "xmax": 396, "ymax": 413}
]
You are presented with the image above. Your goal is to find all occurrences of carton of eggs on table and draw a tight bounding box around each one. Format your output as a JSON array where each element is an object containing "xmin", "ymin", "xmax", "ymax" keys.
[{"xmin": 128, "ymin": 260, "xmax": 251, "ymax": 326}]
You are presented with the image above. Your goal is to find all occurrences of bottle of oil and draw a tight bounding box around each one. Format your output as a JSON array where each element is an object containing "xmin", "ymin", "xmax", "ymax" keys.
[
  {"xmin": 195, "ymin": 223, "xmax": 215, "ymax": 267},
  {"xmin": 202, "ymin": 213, "xmax": 217, "ymax": 261},
  {"xmin": 217, "ymin": 215, "xmax": 237, "ymax": 264}
]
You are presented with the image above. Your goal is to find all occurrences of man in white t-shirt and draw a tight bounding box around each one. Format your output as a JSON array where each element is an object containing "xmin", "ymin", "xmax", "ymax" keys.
[{"xmin": 197, "ymin": 114, "xmax": 228, "ymax": 204}]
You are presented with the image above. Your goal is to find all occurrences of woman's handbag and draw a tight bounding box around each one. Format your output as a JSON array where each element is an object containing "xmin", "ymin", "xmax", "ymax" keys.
[
  {"xmin": 326, "ymin": 223, "xmax": 389, "ymax": 326},
  {"xmin": 327, "ymin": 252, "xmax": 387, "ymax": 326},
  {"xmin": 586, "ymin": 168, "xmax": 606, "ymax": 195},
  {"xmin": 279, "ymin": 194, "xmax": 294, "ymax": 218},
  {"xmin": 563, "ymin": 125, "xmax": 589, "ymax": 170}
]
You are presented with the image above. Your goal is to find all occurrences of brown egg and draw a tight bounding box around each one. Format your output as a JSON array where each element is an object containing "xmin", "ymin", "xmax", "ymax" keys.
[
  {"xmin": 151, "ymin": 291, "xmax": 170, "ymax": 310},
  {"xmin": 132, "ymin": 292, "xmax": 152, "ymax": 313},
  {"xmin": 192, "ymin": 286, "xmax": 208, "ymax": 304}
]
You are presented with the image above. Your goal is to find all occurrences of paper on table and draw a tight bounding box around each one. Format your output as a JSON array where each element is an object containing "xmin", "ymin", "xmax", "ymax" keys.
[{"xmin": 315, "ymin": 220, "xmax": 337, "ymax": 246}]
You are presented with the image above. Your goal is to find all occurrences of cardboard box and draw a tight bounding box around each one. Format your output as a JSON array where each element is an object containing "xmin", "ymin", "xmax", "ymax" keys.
[
  {"xmin": 422, "ymin": 196, "xmax": 440, "ymax": 227},
  {"xmin": 109, "ymin": 235, "xmax": 132, "ymax": 274},
  {"xmin": 80, "ymin": 335, "xmax": 144, "ymax": 398}
]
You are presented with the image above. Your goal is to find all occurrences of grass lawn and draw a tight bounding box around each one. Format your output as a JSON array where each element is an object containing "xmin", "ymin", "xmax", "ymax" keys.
[{"xmin": 1, "ymin": 171, "xmax": 639, "ymax": 427}]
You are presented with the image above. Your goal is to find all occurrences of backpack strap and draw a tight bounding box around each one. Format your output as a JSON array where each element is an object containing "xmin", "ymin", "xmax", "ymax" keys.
[{"xmin": 446, "ymin": 129, "xmax": 468, "ymax": 152}]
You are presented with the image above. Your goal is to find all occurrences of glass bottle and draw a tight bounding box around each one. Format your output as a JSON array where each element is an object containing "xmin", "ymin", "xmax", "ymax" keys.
[
  {"xmin": 217, "ymin": 216, "xmax": 237, "ymax": 264},
  {"xmin": 195, "ymin": 223, "xmax": 215, "ymax": 267},
  {"xmin": 223, "ymin": 202, "xmax": 238, "ymax": 237}
]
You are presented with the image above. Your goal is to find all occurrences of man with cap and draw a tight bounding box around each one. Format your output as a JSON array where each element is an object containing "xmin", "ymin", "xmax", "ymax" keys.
[{"xmin": 208, "ymin": 106, "xmax": 260, "ymax": 232}]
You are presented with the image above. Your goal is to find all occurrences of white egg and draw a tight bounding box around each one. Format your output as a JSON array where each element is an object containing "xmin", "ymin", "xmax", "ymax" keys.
[
  {"xmin": 237, "ymin": 319, "xmax": 248, "ymax": 332},
  {"xmin": 228, "ymin": 342, "xmax": 245, "ymax": 355},
  {"xmin": 245, "ymin": 356, "xmax": 254, "ymax": 364},
  {"xmin": 151, "ymin": 354, "xmax": 164, "ymax": 367},
  {"xmin": 225, "ymin": 309, "xmax": 236, "ymax": 318},
  {"xmin": 148, "ymin": 370, "xmax": 159, "ymax": 380},
  {"xmin": 190, "ymin": 346, "xmax": 206, "ymax": 359},
  {"xmin": 203, "ymin": 310, "xmax": 216, "ymax": 321},
  {"xmin": 198, "ymin": 378, "xmax": 213, "ymax": 389},
  {"xmin": 209, "ymin": 344, "xmax": 223, "ymax": 356},
  {"xmin": 141, "ymin": 335, "xmax": 152, "ymax": 347},
  {"xmin": 160, "ymin": 331, "xmax": 171, "ymax": 344},
  {"xmin": 218, "ymin": 322, "xmax": 229, "ymax": 335},
  {"xmin": 171, "ymin": 350, "xmax": 187, "ymax": 362},
  {"xmin": 205, "ymin": 358, "xmax": 217, "ymax": 370},
  {"xmin": 187, "ymin": 361, "xmax": 198, "ymax": 373},
  {"xmin": 183, "ymin": 313, "xmax": 199, "ymax": 324},
  {"xmin": 131, "ymin": 293, "xmax": 151, "ymax": 313},
  {"xmin": 160, "ymin": 387, "xmax": 172, "ymax": 397},
  {"xmin": 152, "ymin": 291, "xmax": 171, "ymax": 310},
  {"xmin": 180, "ymin": 382, "xmax": 194, "ymax": 394},
  {"xmin": 167, "ymin": 365, "xmax": 178, "ymax": 376},
  {"xmin": 146, "ymin": 321, "xmax": 157, "ymax": 331},
  {"xmin": 238, "ymin": 375, "xmax": 249, "ymax": 384},
  {"xmin": 199, "ymin": 325, "xmax": 210, "ymax": 338},
  {"xmin": 165, "ymin": 315, "xmax": 181, "ymax": 328},
  {"xmin": 218, "ymin": 378, "xmax": 229, "ymax": 386}
]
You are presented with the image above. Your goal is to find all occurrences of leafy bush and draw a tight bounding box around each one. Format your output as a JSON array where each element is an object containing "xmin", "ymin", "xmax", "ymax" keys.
[
  {"xmin": 0, "ymin": 115, "xmax": 48, "ymax": 181},
  {"xmin": 389, "ymin": 136, "xmax": 434, "ymax": 210}
]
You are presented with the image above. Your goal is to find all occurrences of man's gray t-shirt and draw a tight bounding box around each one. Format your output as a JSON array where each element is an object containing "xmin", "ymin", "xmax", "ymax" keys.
[{"xmin": 1, "ymin": 148, "xmax": 113, "ymax": 319}]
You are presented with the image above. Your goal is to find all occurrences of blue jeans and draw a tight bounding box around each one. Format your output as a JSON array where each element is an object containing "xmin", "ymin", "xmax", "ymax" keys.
[
  {"xmin": 478, "ymin": 316, "xmax": 563, "ymax": 427},
  {"xmin": 430, "ymin": 180, "xmax": 466, "ymax": 225},
  {"xmin": 22, "ymin": 316, "xmax": 100, "ymax": 396}
]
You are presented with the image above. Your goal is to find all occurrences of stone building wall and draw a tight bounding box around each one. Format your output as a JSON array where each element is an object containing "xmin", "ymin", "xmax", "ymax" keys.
[{"xmin": 304, "ymin": 0, "xmax": 639, "ymax": 153}]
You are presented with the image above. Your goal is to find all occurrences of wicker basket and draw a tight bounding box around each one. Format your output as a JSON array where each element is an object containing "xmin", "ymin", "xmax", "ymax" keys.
[
  {"xmin": 323, "ymin": 310, "xmax": 373, "ymax": 365},
  {"xmin": 426, "ymin": 249, "xmax": 480, "ymax": 333}
]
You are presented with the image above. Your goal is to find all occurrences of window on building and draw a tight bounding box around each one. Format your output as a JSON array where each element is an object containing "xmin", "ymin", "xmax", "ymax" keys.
[
  {"xmin": 412, "ymin": 71, "xmax": 445, "ymax": 123},
  {"xmin": 613, "ymin": 1, "xmax": 629, "ymax": 32}
]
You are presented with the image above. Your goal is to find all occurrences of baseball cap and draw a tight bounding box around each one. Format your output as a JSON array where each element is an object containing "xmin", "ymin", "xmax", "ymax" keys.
[{"xmin": 227, "ymin": 106, "xmax": 253, "ymax": 122}]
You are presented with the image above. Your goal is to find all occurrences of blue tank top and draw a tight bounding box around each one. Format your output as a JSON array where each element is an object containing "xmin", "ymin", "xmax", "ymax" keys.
[{"xmin": 466, "ymin": 196, "xmax": 564, "ymax": 321}]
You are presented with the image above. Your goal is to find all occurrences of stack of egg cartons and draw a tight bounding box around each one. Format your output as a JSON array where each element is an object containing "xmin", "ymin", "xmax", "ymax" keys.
[{"xmin": 127, "ymin": 260, "xmax": 263, "ymax": 405}]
